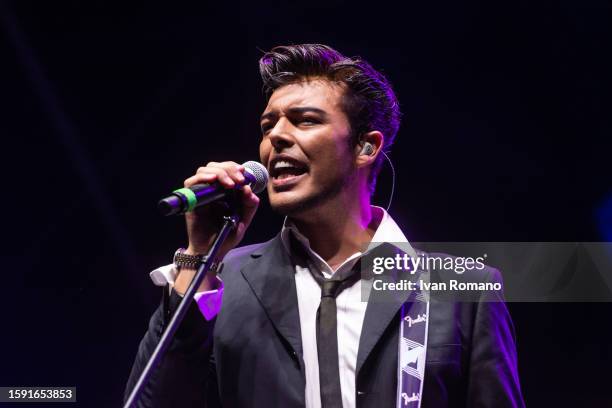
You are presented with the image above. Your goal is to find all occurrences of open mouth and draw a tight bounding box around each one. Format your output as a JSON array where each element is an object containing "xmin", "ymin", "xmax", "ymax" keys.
[{"xmin": 269, "ymin": 156, "xmax": 309, "ymax": 187}]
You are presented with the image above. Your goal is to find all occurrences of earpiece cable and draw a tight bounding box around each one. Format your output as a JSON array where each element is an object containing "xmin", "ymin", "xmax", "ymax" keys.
[{"xmin": 381, "ymin": 150, "xmax": 395, "ymax": 212}]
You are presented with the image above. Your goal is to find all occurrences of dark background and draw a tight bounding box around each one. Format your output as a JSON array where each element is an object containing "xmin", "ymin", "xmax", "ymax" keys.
[{"xmin": 1, "ymin": 0, "xmax": 611, "ymax": 406}]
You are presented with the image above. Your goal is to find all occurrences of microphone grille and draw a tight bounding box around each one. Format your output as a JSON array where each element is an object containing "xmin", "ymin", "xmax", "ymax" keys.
[{"xmin": 242, "ymin": 161, "xmax": 269, "ymax": 194}]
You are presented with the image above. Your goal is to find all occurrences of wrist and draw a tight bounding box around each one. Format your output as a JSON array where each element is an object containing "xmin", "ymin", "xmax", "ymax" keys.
[
  {"xmin": 186, "ymin": 245, "xmax": 227, "ymax": 264},
  {"xmin": 185, "ymin": 245, "xmax": 209, "ymax": 256},
  {"xmin": 173, "ymin": 247, "xmax": 223, "ymax": 277}
]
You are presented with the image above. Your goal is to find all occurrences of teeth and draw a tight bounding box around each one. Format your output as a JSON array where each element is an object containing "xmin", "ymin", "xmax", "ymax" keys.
[{"xmin": 274, "ymin": 160, "xmax": 296, "ymax": 170}]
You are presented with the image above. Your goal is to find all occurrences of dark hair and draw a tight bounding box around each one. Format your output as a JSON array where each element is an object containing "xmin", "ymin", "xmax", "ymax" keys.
[{"xmin": 259, "ymin": 44, "xmax": 400, "ymax": 193}]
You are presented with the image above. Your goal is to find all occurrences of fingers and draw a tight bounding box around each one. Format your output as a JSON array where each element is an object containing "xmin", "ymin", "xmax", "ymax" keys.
[
  {"xmin": 183, "ymin": 161, "xmax": 261, "ymax": 230},
  {"xmin": 184, "ymin": 161, "xmax": 245, "ymax": 189},
  {"xmin": 239, "ymin": 185, "xmax": 260, "ymax": 227}
]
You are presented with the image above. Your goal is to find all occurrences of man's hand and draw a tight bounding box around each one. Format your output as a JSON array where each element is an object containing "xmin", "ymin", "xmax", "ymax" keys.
[{"xmin": 174, "ymin": 161, "xmax": 260, "ymax": 294}]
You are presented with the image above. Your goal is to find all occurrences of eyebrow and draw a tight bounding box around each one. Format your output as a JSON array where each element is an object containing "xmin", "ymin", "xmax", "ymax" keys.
[{"xmin": 260, "ymin": 106, "xmax": 328, "ymax": 122}]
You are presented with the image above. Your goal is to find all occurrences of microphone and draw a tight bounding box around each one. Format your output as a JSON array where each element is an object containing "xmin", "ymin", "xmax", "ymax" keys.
[{"xmin": 158, "ymin": 161, "xmax": 269, "ymax": 216}]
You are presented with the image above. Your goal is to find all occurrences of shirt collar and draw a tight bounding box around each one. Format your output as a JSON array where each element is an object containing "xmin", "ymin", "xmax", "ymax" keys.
[{"xmin": 280, "ymin": 205, "xmax": 417, "ymax": 263}]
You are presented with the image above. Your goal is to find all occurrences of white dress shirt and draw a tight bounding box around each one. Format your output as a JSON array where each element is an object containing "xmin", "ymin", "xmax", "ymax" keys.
[{"xmin": 149, "ymin": 206, "xmax": 412, "ymax": 408}]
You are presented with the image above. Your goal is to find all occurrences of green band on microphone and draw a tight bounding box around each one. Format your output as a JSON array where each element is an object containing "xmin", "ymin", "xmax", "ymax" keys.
[{"xmin": 173, "ymin": 188, "xmax": 198, "ymax": 212}]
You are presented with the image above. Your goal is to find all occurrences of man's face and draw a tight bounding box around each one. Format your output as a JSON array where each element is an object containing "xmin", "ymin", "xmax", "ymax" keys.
[{"xmin": 259, "ymin": 78, "xmax": 356, "ymax": 216}]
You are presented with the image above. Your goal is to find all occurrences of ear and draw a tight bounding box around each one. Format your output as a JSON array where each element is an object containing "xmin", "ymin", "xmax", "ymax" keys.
[{"xmin": 355, "ymin": 130, "xmax": 384, "ymax": 169}]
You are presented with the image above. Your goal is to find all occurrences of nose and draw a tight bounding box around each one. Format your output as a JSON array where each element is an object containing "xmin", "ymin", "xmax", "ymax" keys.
[{"xmin": 268, "ymin": 117, "xmax": 295, "ymax": 151}]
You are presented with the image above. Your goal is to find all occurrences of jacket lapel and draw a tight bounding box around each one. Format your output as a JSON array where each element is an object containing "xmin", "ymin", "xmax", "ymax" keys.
[
  {"xmin": 240, "ymin": 235, "xmax": 304, "ymax": 360},
  {"xmin": 239, "ymin": 236, "xmax": 420, "ymax": 378}
]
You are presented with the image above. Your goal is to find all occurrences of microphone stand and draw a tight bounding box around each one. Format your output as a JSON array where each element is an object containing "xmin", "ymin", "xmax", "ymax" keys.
[{"xmin": 124, "ymin": 202, "xmax": 239, "ymax": 408}]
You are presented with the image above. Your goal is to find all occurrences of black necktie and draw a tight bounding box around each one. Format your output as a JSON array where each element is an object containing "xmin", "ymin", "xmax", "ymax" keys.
[
  {"xmin": 314, "ymin": 266, "xmax": 360, "ymax": 408},
  {"xmin": 287, "ymin": 234, "xmax": 359, "ymax": 408}
]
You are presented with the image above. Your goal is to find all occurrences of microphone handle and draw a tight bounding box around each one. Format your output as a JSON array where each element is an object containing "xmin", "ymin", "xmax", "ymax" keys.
[{"xmin": 158, "ymin": 171, "xmax": 256, "ymax": 216}]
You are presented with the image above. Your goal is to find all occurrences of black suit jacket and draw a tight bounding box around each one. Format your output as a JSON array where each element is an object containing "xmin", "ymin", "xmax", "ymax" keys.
[{"xmin": 126, "ymin": 235, "xmax": 525, "ymax": 407}]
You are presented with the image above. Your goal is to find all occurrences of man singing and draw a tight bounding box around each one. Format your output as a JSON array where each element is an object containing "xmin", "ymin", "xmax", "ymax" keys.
[{"xmin": 126, "ymin": 44, "xmax": 525, "ymax": 407}]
